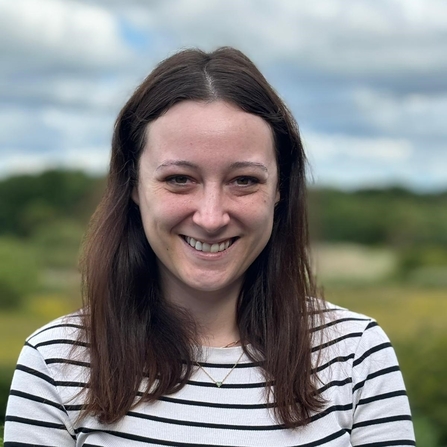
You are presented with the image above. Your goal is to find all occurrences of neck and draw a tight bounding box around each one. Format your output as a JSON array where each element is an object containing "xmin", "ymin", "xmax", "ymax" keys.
[
  {"xmin": 160, "ymin": 274, "xmax": 241, "ymax": 347},
  {"xmin": 192, "ymin": 300, "xmax": 240, "ymax": 347}
]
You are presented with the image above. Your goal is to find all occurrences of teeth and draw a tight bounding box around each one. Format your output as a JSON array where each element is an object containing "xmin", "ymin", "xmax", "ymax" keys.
[{"xmin": 185, "ymin": 236, "xmax": 233, "ymax": 253}]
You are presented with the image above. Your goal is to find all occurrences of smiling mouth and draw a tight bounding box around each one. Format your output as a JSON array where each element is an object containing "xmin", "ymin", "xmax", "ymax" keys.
[{"xmin": 182, "ymin": 236, "xmax": 236, "ymax": 253}]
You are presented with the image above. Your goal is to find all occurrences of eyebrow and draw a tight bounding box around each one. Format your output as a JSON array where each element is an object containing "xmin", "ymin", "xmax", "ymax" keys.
[
  {"xmin": 156, "ymin": 160, "xmax": 199, "ymax": 171},
  {"xmin": 229, "ymin": 161, "xmax": 268, "ymax": 172},
  {"xmin": 156, "ymin": 160, "xmax": 268, "ymax": 172}
]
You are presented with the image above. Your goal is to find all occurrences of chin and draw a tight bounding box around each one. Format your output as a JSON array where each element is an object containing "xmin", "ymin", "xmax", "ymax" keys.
[
  {"xmin": 183, "ymin": 275, "xmax": 240, "ymax": 294},
  {"xmin": 188, "ymin": 282, "xmax": 231, "ymax": 293}
]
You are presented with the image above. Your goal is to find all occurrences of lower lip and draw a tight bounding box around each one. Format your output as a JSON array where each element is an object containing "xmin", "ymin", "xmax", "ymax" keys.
[{"xmin": 182, "ymin": 237, "xmax": 236, "ymax": 258}]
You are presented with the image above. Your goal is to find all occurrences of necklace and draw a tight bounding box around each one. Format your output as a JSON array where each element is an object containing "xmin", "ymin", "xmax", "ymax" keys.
[{"xmin": 196, "ymin": 351, "xmax": 244, "ymax": 388}]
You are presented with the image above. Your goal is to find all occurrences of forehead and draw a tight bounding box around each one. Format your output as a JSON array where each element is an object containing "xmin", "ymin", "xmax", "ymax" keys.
[{"xmin": 142, "ymin": 100, "xmax": 275, "ymax": 166}]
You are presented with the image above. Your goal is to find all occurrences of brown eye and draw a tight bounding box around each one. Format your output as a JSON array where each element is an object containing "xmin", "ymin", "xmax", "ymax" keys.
[
  {"xmin": 167, "ymin": 175, "xmax": 190, "ymax": 185},
  {"xmin": 235, "ymin": 177, "xmax": 258, "ymax": 186}
]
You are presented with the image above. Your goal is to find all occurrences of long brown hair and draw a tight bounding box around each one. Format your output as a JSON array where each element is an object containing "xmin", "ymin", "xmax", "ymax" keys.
[{"xmin": 80, "ymin": 47, "xmax": 325, "ymax": 427}]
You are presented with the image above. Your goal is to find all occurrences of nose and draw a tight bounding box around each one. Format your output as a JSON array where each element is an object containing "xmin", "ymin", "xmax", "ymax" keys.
[{"xmin": 192, "ymin": 185, "xmax": 230, "ymax": 233}]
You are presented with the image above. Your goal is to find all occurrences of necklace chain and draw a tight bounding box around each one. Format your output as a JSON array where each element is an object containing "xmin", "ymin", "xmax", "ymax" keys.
[{"xmin": 196, "ymin": 351, "xmax": 244, "ymax": 388}]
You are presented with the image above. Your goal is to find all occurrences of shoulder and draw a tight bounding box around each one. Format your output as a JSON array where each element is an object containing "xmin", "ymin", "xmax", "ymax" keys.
[
  {"xmin": 13, "ymin": 311, "xmax": 90, "ymax": 407},
  {"xmin": 313, "ymin": 301, "xmax": 393, "ymax": 361},
  {"xmin": 313, "ymin": 302, "xmax": 404, "ymax": 397},
  {"xmin": 6, "ymin": 313, "xmax": 85, "ymax": 442},
  {"xmin": 26, "ymin": 311, "xmax": 85, "ymax": 346},
  {"xmin": 321, "ymin": 301, "xmax": 374, "ymax": 325},
  {"xmin": 26, "ymin": 311, "xmax": 83, "ymax": 344},
  {"xmin": 20, "ymin": 311, "xmax": 88, "ymax": 372},
  {"xmin": 317, "ymin": 301, "xmax": 382, "ymax": 337},
  {"xmin": 314, "ymin": 305, "xmax": 415, "ymax": 442}
]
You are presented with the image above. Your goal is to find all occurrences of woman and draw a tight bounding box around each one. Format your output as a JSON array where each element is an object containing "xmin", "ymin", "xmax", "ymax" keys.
[{"xmin": 4, "ymin": 47, "xmax": 415, "ymax": 446}]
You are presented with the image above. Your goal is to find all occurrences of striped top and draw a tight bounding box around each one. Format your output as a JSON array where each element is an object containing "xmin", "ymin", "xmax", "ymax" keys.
[{"xmin": 4, "ymin": 303, "xmax": 415, "ymax": 446}]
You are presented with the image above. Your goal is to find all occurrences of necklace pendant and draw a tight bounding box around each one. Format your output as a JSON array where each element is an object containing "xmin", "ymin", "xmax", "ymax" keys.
[{"xmin": 197, "ymin": 351, "xmax": 244, "ymax": 388}]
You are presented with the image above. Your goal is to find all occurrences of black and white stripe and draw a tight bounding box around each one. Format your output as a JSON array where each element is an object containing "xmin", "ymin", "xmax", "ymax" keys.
[{"xmin": 4, "ymin": 304, "xmax": 415, "ymax": 446}]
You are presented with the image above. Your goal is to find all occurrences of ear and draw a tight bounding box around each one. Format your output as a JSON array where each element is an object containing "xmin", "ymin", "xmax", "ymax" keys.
[
  {"xmin": 131, "ymin": 186, "xmax": 140, "ymax": 206},
  {"xmin": 275, "ymin": 189, "xmax": 280, "ymax": 205}
]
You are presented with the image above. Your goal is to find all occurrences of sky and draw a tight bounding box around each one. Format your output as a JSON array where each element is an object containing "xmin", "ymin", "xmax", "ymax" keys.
[{"xmin": 1, "ymin": 0, "xmax": 446, "ymax": 191}]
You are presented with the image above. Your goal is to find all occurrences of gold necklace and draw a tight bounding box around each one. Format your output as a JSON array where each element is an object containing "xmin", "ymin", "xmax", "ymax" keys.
[{"xmin": 196, "ymin": 351, "xmax": 244, "ymax": 388}]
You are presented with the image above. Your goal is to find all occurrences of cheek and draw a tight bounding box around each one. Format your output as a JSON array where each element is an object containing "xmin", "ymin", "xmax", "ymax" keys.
[
  {"xmin": 140, "ymin": 195, "xmax": 192, "ymax": 231},
  {"xmin": 247, "ymin": 202, "xmax": 276, "ymax": 234}
]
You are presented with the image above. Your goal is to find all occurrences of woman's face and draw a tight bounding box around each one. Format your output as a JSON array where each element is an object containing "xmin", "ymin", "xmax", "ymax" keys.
[{"xmin": 133, "ymin": 100, "xmax": 279, "ymax": 299}]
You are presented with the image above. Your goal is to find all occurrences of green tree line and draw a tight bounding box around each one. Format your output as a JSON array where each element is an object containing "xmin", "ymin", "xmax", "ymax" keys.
[
  {"xmin": 0, "ymin": 170, "xmax": 103, "ymax": 237},
  {"xmin": 309, "ymin": 187, "xmax": 447, "ymax": 247}
]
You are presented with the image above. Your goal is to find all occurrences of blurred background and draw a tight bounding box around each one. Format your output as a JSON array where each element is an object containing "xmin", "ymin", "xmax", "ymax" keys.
[{"xmin": 0, "ymin": 0, "xmax": 446, "ymax": 444}]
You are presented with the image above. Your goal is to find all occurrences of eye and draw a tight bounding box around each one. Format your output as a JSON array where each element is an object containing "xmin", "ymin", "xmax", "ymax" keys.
[
  {"xmin": 166, "ymin": 175, "xmax": 191, "ymax": 185},
  {"xmin": 234, "ymin": 176, "xmax": 259, "ymax": 186}
]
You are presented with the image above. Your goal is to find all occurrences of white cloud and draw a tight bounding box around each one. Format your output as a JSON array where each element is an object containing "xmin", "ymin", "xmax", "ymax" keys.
[
  {"xmin": 40, "ymin": 108, "xmax": 113, "ymax": 146},
  {"xmin": 0, "ymin": 102, "xmax": 112, "ymax": 178},
  {"xmin": 0, "ymin": 105, "xmax": 113, "ymax": 179},
  {"xmin": 0, "ymin": 0, "xmax": 132, "ymax": 73},
  {"xmin": 303, "ymin": 130, "xmax": 447, "ymax": 190},
  {"xmin": 0, "ymin": 75, "xmax": 136, "ymax": 113},
  {"xmin": 353, "ymin": 89, "xmax": 447, "ymax": 138},
  {"xmin": 119, "ymin": 0, "xmax": 447, "ymax": 77},
  {"xmin": 305, "ymin": 132, "xmax": 413, "ymax": 163}
]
